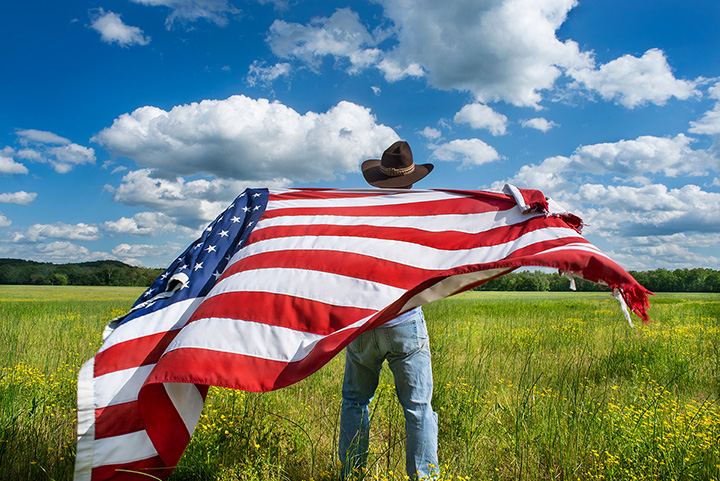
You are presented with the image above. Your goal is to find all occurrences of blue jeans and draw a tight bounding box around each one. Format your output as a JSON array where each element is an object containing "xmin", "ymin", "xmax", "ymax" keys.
[{"xmin": 339, "ymin": 310, "xmax": 438, "ymax": 480}]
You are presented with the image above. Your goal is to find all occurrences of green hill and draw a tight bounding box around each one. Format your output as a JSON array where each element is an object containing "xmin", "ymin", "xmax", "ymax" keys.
[{"xmin": 0, "ymin": 258, "xmax": 163, "ymax": 286}]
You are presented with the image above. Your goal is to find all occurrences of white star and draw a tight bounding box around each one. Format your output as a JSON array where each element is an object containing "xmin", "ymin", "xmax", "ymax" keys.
[
  {"xmin": 212, "ymin": 271, "xmax": 222, "ymax": 280},
  {"xmin": 205, "ymin": 226, "xmax": 212, "ymax": 232},
  {"xmin": 230, "ymin": 216, "xmax": 241, "ymax": 223},
  {"xmin": 206, "ymin": 245, "xmax": 217, "ymax": 253},
  {"xmin": 143, "ymin": 288, "xmax": 154, "ymax": 297},
  {"xmin": 161, "ymin": 273, "xmax": 168, "ymax": 279},
  {"xmin": 247, "ymin": 221, "xmax": 254, "ymax": 227},
  {"xmin": 194, "ymin": 262, "xmax": 204, "ymax": 271},
  {"xmin": 181, "ymin": 282, "xmax": 190, "ymax": 290},
  {"xmin": 218, "ymin": 230, "xmax": 229, "ymax": 237},
  {"xmin": 252, "ymin": 193, "xmax": 261, "ymax": 198},
  {"xmin": 192, "ymin": 243, "xmax": 201, "ymax": 250},
  {"xmin": 253, "ymin": 205, "xmax": 261, "ymax": 211},
  {"xmin": 180, "ymin": 264, "xmax": 188, "ymax": 271},
  {"xmin": 242, "ymin": 206, "xmax": 250, "ymax": 212}
]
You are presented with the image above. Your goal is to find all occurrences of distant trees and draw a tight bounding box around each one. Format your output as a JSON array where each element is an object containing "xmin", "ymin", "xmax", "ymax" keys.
[
  {"xmin": 1, "ymin": 258, "xmax": 718, "ymax": 292},
  {"xmin": 0, "ymin": 259, "xmax": 163, "ymax": 287},
  {"xmin": 475, "ymin": 268, "xmax": 720, "ymax": 293}
]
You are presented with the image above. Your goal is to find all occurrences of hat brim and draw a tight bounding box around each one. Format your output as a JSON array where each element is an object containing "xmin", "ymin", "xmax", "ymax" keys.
[{"xmin": 361, "ymin": 159, "xmax": 434, "ymax": 188}]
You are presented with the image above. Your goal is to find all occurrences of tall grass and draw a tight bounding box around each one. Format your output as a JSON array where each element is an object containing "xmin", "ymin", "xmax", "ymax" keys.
[{"xmin": 1, "ymin": 287, "xmax": 718, "ymax": 480}]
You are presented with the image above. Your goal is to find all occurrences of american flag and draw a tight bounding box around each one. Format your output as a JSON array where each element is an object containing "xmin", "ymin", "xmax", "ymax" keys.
[{"xmin": 75, "ymin": 186, "xmax": 650, "ymax": 480}]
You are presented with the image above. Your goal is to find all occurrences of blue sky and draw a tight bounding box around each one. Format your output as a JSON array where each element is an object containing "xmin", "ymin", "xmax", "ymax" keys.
[{"xmin": 1, "ymin": 0, "xmax": 720, "ymax": 270}]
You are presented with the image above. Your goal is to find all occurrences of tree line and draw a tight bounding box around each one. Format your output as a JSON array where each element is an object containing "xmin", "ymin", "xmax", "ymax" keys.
[
  {"xmin": 474, "ymin": 268, "xmax": 720, "ymax": 293},
  {"xmin": 1, "ymin": 258, "xmax": 719, "ymax": 292},
  {"xmin": 0, "ymin": 258, "xmax": 163, "ymax": 287}
]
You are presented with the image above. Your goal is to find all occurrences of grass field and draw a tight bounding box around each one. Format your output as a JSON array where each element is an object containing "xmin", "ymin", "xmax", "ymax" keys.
[{"xmin": 1, "ymin": 286, "xmax": 719, "ymax": 480}]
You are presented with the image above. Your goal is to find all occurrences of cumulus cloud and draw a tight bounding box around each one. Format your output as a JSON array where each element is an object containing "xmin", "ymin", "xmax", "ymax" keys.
[
  {"xmin": 577, "ymin": 183, "xmax": 720, "ymax": 238},
  {"xmin": 431, "ymin": 139, "xmax": 501, "ymax": 169},
  {"xmin": 130, "ymin": 0, "xmax": 239, "ymax": 27},
  {"xmin": 419, "ymin": 127, "xmax": 442, "ymax": 140},
  {"xmin": 378, "ymin": 0, "xmax": 591, "ymax": 107},
  {"xmin": 0, "ymin": 148, "xmax": 28, "ymax": 175},
  {"xmin": 0, "ymin": 191, "xmax": 37, "ymax": 205},
  {"xmin": 494, "ymin": 134, "xmax": 719, "ymax": 197},
  {"xmin": 569, "ymin": 49, "xmax": 699, "ymax": 108},
  {"xmin": 454, "ymin": 103, "xmax": 508, "ymax": 135},
  {"xmin": 106, "ymin": 169, "xmax": 285, "ymax": 225},
  {"xmin": 607, "ymin": 233, "xmax": 720, "ymax": 270},
  {"xmin": 102, "ymin": 211, "xmax": 195, "ymax": 237},
  {"xmin": 14, "ymin": 129, "xmax": 95, "ymax": 173},
  {"xmin": 521, "ymin": 117, "xmax": 558, "ymax": 132},
  {"xmin": 13, "ymin": 223, "xmax": 101, "ymax": 243},
  {"xmin": 268, "ymin": 8, "xmax": 384, "ymax": 74},
  {"xmin": 246, "ymin": 61, "xmax": 291, "ymax": 87},
  {"xmin": 93, "ymin": 95, "xmax": 398, "ymax": 182},
  {"xmin": 90, "ymin": 9, "xmax": 150, "ymax": 47},
  {"xmin": 0, "ymin": 213, "xmax": 10, "ymax": 227}
]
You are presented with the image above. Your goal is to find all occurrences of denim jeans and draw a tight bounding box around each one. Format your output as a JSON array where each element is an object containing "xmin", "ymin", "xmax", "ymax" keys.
[{"xmin": 339, "ymin": 309, "xmax": 438, "ymax": 480}]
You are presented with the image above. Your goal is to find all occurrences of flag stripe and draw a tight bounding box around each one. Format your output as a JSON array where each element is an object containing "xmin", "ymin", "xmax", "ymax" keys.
[
  {"xmin": 188, "ymin": 291, "xmax": 377, "ymax": 335},
  {"xmin": 95, "ymin": 401, "xmax": 143, "ymax": 439}
]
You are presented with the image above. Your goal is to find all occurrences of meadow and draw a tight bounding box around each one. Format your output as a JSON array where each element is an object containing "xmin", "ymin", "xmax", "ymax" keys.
[{"xmin": 1, "ymin": 285, "xmax": 718, "ymax": 480}]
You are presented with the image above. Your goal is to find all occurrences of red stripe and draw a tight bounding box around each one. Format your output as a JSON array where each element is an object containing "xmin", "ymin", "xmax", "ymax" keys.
[
  {"xmin": 94, "ymin": 329, "xmax": 181, "ymax": 377},
  {"xmin": 263, "ymin": 195, "xmax": 514, "ymax": 219},
  {"xmin": 221, "ymin": 250, "xmax": 440, "ymax": 289},
  {"xmin": 95, "ymin": 401, "xmax": 143, "ymax": 439},
  {"xmin": 91, "ymin": 455, "xmax": 170, "ymax": 481},
  {"xmin": 268, "ymin": 190, "xmax": 382, "ymax": 201},
  {"xmin": 187, "ymin": 291, "xmax": 376, "ymax": 334},
  {"xmin": 137, "ymin": 383, "xmax": 195, "ymax": 469},
  {"xmin": 247, "ymin": 215, "xmax": 575, "ymax": 251}
]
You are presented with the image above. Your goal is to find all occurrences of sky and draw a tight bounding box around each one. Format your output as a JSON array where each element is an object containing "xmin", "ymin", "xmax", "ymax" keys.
[{"xmin": 1, "ymin": 0, "xmax": 720, "ymax": 270}]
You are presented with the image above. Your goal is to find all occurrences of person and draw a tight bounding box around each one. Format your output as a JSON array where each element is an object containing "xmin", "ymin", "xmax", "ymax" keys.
[{"xmin": 339, "ymin": 141, "xmax": 439, "ymax": 480}]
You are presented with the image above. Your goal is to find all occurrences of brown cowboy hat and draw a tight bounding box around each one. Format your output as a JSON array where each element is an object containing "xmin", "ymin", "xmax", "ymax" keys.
[{"xmin": 361, "ymin": 141, "xmax": 434, "ymax": 188}]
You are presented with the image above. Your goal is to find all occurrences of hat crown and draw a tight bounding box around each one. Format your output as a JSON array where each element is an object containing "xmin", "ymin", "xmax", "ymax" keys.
[{"xmin": 381, "ymin": 141, "xmax": 413, "ymax": 170}]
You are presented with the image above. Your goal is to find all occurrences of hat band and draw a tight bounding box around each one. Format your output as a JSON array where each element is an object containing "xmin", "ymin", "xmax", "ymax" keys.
[{"xmin": 380, "ymin": 163, "xmax": 415, "ymax": 177}]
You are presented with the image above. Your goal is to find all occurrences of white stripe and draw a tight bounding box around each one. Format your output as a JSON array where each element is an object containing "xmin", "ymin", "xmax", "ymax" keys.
[
  {"xmin": 210, "ymin": 268, "xmax": 406, "ymax": 310},
  {"xmin": 164, "ymin": 383, "xmax": 205, "ymax": 436},
  {"xmin": 99, "ymin": 297, "xmax": 204, "ymax": 353},
  {"xmin": 74, "ymin": 358, "xmax": 95, "ymax": 481},
  {"xmin": 265, "ymin": 189, "xmax": 461, "ymax": 211},
  {"xmin": 92, "ymin": 430, "xmax": 158, "ymax": 468},
  {"xmin": 401, "ymin": 267, "xmax": 515, "ymax": 312},
  {"xmin": 94, "ymin": 365, "xmax": 155, "ymax": 409},
  {"xmin": 234, "ymin": 226, "xmax": 580, "ymax": 272},
  {"xmin": 254, "ymin": 207, "xmax": 534, "ymax": 235},
  {"xmin": 539, "ymin": 243, "xmax": 611, "ymax": 258},
  {"xmin": 167, "ymin": 314, "xmax": 373, "ymax": 363}
]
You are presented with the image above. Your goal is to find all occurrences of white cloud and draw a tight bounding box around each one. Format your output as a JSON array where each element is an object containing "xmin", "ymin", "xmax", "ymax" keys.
[
  {"xmin": 102, "ymin": 211, "xmax": 194, "ymax": 237},
  {"xmin": 15, "ymin": 223, "xmax": 101, "ymax": 243},
  {"xmin": 93, "ymin": 95, "xmax": 398, "ymax": 183},
  {"xmin": 111, "ymin": 241, "xmax": 185, "ymax": 266},
  {"xmin": 0, "ymin": 191, "xmax": 37, "ymax": 205},
  {"xmin": 607, "ymin": 233, "xmax": 720, "ymax": 270},
  {"xmin": 0, "ymin": 213, "xmax": 10, "ymax": 227},
  {"xmin": 454, "ymin": 103, "xmax": 508, "ymax": 136},
  {"xmin": 246, "ymin": 61, "xmax": 291, "ymax": 87},
  {"xmin": 268, "ymin": 8, "xmax": 383, "ymax": 74},
  {"xmin": 431, "ymin": 139, "xmax": 501, "ymax": 169},
  {"xmin": 494, "ymin": 134, "xmax": 719, "ymax": 197},
  {"xmin": 521, "ymin": 117, "xmax": 558, "ymax": 132},
  {"xmin": 377, "ymin": 0, "xmax": 590, "ymax": 107},
  {"xmin": 90, "ymin": 9, "xmax": 150, "ymax": 47},
  {"xmin": 130, "ymin": 0, "xmax": 240, "ymax": 27},
  {"xmin": 0, "ymin": 148, "xmax": 28, "ymax": 175},
  {"xmin": 577, "ymin": 183, "xmax": 720, "ymax": 238},
  {"xmin": 13, "ymin": 130, "xmax": 95, "ymax": 173},
  {"xmin": 419, "ymin": 127, "xmax": 442, "ymax": 141},
  {"xmin": 107, "ymin": 169, "xmax": 282, "ymax": 225},
  {"xmin": 569, "ymin": 49, "xmax": 699, "ymax": 108},
  {"xmin": 16, "ymin": 129, "xmax": 71, "ymax": 145},
  {"xmin": 689, "ymin": 84, "xmax": 720, "ymax": 135}
]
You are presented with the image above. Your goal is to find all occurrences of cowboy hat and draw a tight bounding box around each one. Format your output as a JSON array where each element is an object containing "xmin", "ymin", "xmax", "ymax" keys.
[{"xmin": 361, "ymin": 141, "xmax": 434, "ymax": 188}]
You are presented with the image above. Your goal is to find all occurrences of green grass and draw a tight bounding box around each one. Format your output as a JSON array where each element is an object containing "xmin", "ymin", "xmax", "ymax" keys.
[{"xmin": 1, "ymin": 287, "xmax": 719, "ymax": 480}]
